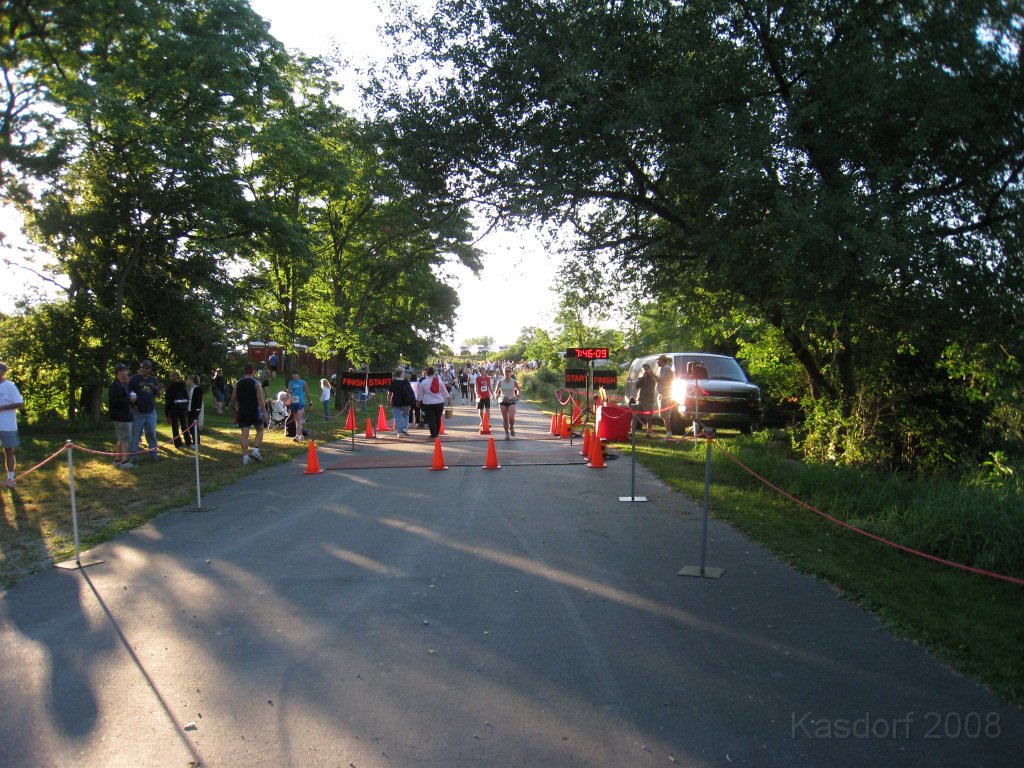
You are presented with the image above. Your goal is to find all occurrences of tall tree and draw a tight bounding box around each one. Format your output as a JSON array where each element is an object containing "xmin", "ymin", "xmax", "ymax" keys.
[
  {"xmin": 4, "ymin": 0, "xmax": 289, "ymax": 417},
  {"xmin": 371, "ymin": 0, "xmax": 1024, "ymax": 466}
]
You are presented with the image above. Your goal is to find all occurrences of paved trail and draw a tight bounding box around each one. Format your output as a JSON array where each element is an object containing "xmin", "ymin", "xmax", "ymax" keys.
[{"xmin": 1, "ymin": 401, "xmax": 1021, "ymax": 767}]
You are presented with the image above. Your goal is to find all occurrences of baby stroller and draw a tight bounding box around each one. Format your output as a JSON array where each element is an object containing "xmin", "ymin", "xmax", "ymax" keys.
[{"xmin": 268, "ymin": 393, "xmax": 289, "ymax": 431}]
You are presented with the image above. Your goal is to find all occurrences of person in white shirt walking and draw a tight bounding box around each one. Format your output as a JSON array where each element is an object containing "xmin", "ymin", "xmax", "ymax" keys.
[{"xmin": 0, "ymin": 362, "xmax": 26, "ymax": 488}]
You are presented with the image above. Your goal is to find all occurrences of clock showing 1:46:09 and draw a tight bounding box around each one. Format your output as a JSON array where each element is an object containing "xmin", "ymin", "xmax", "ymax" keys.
[{"xmin": 566, "ymin": 347, "xmax": 609, "ymax": 360}]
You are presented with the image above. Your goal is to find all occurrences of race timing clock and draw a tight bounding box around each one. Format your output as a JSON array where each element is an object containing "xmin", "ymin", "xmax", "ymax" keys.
[{"xmin": 565, "ymin": 347, "xmax": 609, "ymax": 360}]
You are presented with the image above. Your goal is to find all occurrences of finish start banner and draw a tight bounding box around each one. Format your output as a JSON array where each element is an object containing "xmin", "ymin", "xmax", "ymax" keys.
[
  {"xmin": 592, "ymin": 370, "xmax": 619, "ymax": 390},
  {"xmin": 564, "ymin": 368, "xmax": 588, "ymax": 388},
  {"xmin": 338, "ymin": 372, "xmax": 392, "ymax": 390}
]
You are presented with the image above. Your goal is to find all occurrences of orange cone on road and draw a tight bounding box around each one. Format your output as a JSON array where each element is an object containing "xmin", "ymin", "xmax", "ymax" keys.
[
  {"xmin": 376, "ymin": 405, "xmax": 391, "ymax": 432},
  {"xmin": 549, "ymin": 413, "xmax": 559, "ymax": 435},
  {"xmin": 580, "ymin": 427, "xmax": 591, "ymax": 457},
  {"xmin": 429, "ymin": 438, "xmax": 448, "ymax": 470},
  {"xmin": 571, "ymin": 402, "xmax": 582, "ymax": 426},
  {"xmin": 303, "ymin": 440, "xmax": 324, "ymax": 474},
  {"xmin": 560, "ymin": 415, "xmax": 571, "ymax": 439},
  {"xmin": 439, "ymin": 416, "xmax": 446, "ymax": 435},
  {"xmin": 587, "ymin": 433, "xmax": 607, "ymax": 469},
  {"xmin": 479, "ymin": 409, "xmax": 492, "ymax": 435},
  {"xmin": 364, "ymin": 418, "xmax": 376, "ymax": 439},
  {"xmin": 482, "ymin": 437, "xmax": 500, "ymax": 470},
  {"xmin": 344, "ymin": 406, "xmax": 356, "ymax": 431}
]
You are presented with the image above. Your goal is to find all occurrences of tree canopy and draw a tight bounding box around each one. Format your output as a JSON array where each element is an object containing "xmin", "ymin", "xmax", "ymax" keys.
[{"xmin": 370, "ymin": 0, "xmax": 1024, "ymax": 468}]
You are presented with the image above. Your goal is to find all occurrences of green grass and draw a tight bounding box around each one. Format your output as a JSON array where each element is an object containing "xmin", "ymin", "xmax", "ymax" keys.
[
  {"xmin": 0, "ymin": 378, "xmax": 367, "ymax": 588},
  {"xmin": 519, "ymin": 369, "xmax": 1024, "ymax": 705}
]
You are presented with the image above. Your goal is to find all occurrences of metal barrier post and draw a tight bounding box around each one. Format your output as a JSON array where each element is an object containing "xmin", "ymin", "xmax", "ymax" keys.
[
  {"xmin": 66, "ymin": 440, "xmax": 81, "ymax": 566},
  {"xmin": 679, "ymin": 428, "xmax": 725, "ymax": 579},
  {"xmin": 620, "ymin": 409, "xmax": 647, "ymax": 503}
]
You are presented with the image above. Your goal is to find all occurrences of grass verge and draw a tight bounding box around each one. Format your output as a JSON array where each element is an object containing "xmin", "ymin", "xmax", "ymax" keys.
[{"xmin": 0, "ymin": 382, "xmax": 365, "ymax": 589}]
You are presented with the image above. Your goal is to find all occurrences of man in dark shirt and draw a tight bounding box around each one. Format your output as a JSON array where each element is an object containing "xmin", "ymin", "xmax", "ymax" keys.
[
  {"xmin": 230, "ymin": 363, "xmax": 264, "ymax": 465},
  {"xmin": 128, "ymin": 359, "xmax": 163, "ymax": 461},
  {"xmin": 108, "ymin": 364, "xmax": 135, "ymax": 468}
]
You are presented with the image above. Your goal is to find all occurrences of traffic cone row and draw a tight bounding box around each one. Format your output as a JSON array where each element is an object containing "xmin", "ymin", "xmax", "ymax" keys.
[
  {"xmin": 344, "ymin": 406, "xmax": 356, "ymax": 431},
  {"xmin": 549, "ymin": 413, "xmax": 559, "ymax": 435},
  {"xmin": 376, "ymin": 405, "xmax": 391, "ymax": 432},
  {"xmin": 304, "ymin": 440, "xmax": 324, "ymax": 474},
  {"xmin": 364, "ymin": 418, "xmax": 376, "ymax": 439},
  {"xmin": 480, "ymin": 409, "xmax": 492, "ymax": 435},
  {"xmin": 579, "ymin": 427, "xmax": 591, "ymax": 457},
  {"xmin": 430, "ymin": 437, "xmax": 448, "ymax": 470},
  {"xmin": 482, "ymin": 437, "xmax": 500, "ymax": 470},
  {"xmin": 587, "ymin": 431, "xmax": 606, "ymax": 469},
  {"xmin": 559, "ymin": 415, "xmax": 571, "ymax": 439}
]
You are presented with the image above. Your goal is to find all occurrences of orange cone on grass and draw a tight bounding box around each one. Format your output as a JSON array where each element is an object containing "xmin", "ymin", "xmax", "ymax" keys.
[
  {"xmin": 344, "ymin": 406, "xmax": 356, "ymax": 431},
  {"xmin": 364, "ymin": 418, "xmax": 376, "ymax": 438},
  {"xmin": 479, "ymin": 409, "xmax": 492, "ymax": 435},
  {"xmin": 587, "ymin": 433, "xmax": 607, "ymax": 469},
  {"xmin": 303, "ymin": 440, "xmax": 324, "ymax": 474},
  {"xmin": 429, "ymin": 438, "xmax": 448, "ymax": 470},
  {"xmin": 376, "ymin": 404, "xmax": 390, "ymax": 432},
  {"xmin": 482, "ymin": 437, "xmax": 500, "ymax": 470}
]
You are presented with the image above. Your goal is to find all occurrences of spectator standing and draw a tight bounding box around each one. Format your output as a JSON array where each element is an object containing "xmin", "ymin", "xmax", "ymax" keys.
[
  {"xmin": 636, "ymin": 363, "xmax": 659, "ymax": 435},
  {"xmin": 187, "ymin": 374, "xmax": 204, "ymax": 446},
  {"xmin": 108, "ymin": 364, "xmax": 135, "ymax": 468},
  {"xmin": 409, "ymin": 373, "xmax": 423, "ymax": 428},
  {"xmin": 268, "ymin": 351, "xmax": 279, "ymax": 379},
  {"xmin": 230, "ymin": 363, "xmax": 264, "ymax": 464},
  {"xmin": 129, "ymin": 360, "xmax": 163, "ymax": 461},
  {"xmin": 320, "ymin": 378, "xmax": 333, "ymax": 420},
  {"xmin": 492, "ymin": 367, "xmax": 521, "ymax": 439},
  {"xmin": 656, "ymin": 355, "xmax": 675, "ymax": 439},
  {"xmin": 388, "ymin": 368, "xmax": 415, "ymax": 437},
  {"xmin": 0, "ymin": 361, "xmax": 26, "ymax": 488},
  {"xmin": 164, "ymin": 370, "xmax": 190, "ymax": 449},
  {"xmin": 287, "ymin": 370, "xmax": 311, "ymax": 442},
  {"xmin": 212, "ymin": 368, "xmax": 227, "ymax": 414},
  {"xmin": 419, "ymin": 365, "xmax": 452, "ymax": 438}
]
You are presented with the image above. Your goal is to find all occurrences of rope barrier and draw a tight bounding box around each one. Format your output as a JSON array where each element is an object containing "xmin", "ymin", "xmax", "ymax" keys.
[
  {"xmin": 711, "ymin": 440, "xmax": 1024, "ymax": 587},
  {"xmin": 13, "ymin": 445, "xmax": 68, "ymax": 483}
]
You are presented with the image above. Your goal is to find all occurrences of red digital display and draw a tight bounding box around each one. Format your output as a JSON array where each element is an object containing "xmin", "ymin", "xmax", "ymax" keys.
[{"xmin": 566, "ymin": 347, "xmax": 609, "ymax": 360}]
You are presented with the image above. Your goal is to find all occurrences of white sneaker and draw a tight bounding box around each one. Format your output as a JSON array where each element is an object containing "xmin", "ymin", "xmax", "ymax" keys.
[
  {"xmin": 250, "ymin": 449, "xmax": 263, "ymax": 462},
  {"xmin": 242, "ymin": 455, "xmax": 251, "ymax": 465}
]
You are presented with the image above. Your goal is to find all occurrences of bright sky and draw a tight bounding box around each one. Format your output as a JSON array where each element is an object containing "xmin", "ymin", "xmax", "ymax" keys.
[
  {"xmin": 250, "ymin": 0, "xmax": 562, "ymax": 349},
  {"xmin": 0, "ymin": 1, "xmax": 562, "ymax": 349}
]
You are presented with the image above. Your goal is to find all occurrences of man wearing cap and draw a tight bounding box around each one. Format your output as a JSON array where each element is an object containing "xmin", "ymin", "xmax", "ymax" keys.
[
  {"xmin": 108, "ymin": 364, "xmax": 135, "ymax": 468},
  {"xmin": 129, "ymin": 359, "xmax": 163, "ymax": 461},
  {"xmin": 0, "ymin": 362, "xmax": 25, "ymax": 488}
]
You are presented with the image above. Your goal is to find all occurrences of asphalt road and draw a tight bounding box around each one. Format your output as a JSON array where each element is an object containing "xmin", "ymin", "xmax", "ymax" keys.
[{"xmin": 1, "ymin": 401, "xmax": 1021, "ymax": 767}]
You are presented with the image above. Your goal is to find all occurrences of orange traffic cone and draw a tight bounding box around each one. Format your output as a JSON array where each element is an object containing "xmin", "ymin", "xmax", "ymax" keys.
[
  {"xmin": 364, "ymin": 418, "xmax": 376, "ymax": 439},
  {"xmin": 580, "ymin": 427, "xmax": 591, "ymax": 457},
  {"xmin": 571, "ymin": 402, "xmax": 582, "ymax": 426},
  {"xmin": 344, "ymin": 406, "xmax": 356, "ymax": 431},
  {"xmin": 587, "ymin": 433, "xmax": 607, "ymax": 469},
  {"xmin": 429, "ymin": 438, "xmax": 448, "ymax": 470},
  {"xmin": 549, "ymin": 413, "xmax": 559, "ymax": 435},
  {"xmin": 479, "ymin": 409, "xmax": 492, "ymax": 435},
  {"xmin": 376, "ymin": 405, "xmax": 391, "ymax": 432},
  {"xmin": 439, "ymin": 416, "xmax": 446, "ymax": 435},
  {"xmin": 560, "ymin": 415, "xmax": 571, "ymax": 439},
  {"xmin": 482, "ymin": 437, "xmax": 500, "ymax": 470},
  {"xmin": 303, "ymin": 440, "xmax": 324, "ymax": 474}
]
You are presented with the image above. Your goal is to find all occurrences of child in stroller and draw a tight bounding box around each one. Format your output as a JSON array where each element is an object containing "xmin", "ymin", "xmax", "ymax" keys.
[{"xmin": 268, "ymin": 391, "xmax": 290, "ymax": 431}]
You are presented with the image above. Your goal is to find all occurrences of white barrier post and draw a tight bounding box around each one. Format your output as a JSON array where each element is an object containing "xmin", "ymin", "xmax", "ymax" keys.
[
  {"xmin": 66, "ymin": 440, "xmax": 81, "ymax": 566},
  {"xmin": 193, "ymin": 421, "xmax": 202, "ymax": 509},
  {"xmin": 679, "ymin": 428, "xmax": 725, "ymax": 579}
]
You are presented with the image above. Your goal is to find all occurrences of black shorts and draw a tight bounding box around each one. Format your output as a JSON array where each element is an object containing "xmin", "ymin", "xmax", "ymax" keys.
[
  {"xmin": 477, "ymin": 397, "xmax": 491, "ymax": 410},
  {"xmin": 237, "ymin": 409, "xmax": 263, "ymax": 428}
]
